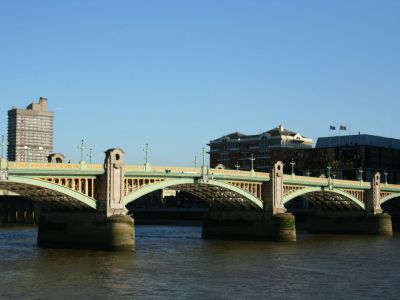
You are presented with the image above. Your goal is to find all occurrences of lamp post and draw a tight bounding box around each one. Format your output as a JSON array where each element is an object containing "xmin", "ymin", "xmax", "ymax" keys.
[
  {"xmin": 193, "ymin": 156, "xmax": 198, "ymax": 168},
  {"xmin": 384, "ymin": 170, "xmax": 388, "ymax": 184},
  {"xmin": 235, "ymin": 162, "xmax": 240, "ymax": 170},
  {"xmin": 327, "ymin": 164, "xmax": 332, "ymax": 178},
  {"xmin": 144, "ymin": 143, "xmax": 150, "ymax": 165},
  {"xmin": 249, "ymin": 154, "xmax": 255, "ymax": 172},
  {"xmin": 290, "ymin": 158, "xmax": 296, "ymax": 175},
  {"xmin": 306, "ymin": 169, "xmax": 311, "ymax": 177},
  {"xmin": 77, "ymin": 139, "xmax": 85, "ymax": 162},
  {"xmin": 358, "ymin": 168, "xmax": 363, "ymax": 182},
  {"xmin": 88, "ymin": 148, "xmax": 94, "ymax": 164},
  {"xmin": 200, "ymin": 147, "xmax": 206, "ymax": 168}
]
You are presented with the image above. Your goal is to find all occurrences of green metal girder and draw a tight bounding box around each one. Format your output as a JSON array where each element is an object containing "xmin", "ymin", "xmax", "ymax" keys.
[
  {"xmin": 123, "ymin": 178, "xmax": 263, "ymax": 208},
  {"xmin": 381, "ymin": 193, "xmax": 400, "ymax": 205},
  {"xmin": 283, "ymin": 186, "xmax": 365, "ymax": 210},
  {"xmin": 2, "ymin": 176, "xmax": 97, "ymax": 209}
]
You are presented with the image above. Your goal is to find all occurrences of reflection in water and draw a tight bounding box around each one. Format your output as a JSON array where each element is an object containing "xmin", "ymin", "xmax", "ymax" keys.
[{"xmin": 0, "ymin": 225, "xmax": 400, "ymax": 299}]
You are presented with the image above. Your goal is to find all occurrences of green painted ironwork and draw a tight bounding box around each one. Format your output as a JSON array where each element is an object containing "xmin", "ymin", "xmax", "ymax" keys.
[
  {"xmin": 123, "ymin": 178, "xmax": 263, "ymax": 208},
  {"xmin": 283, "ymin": 186, "xmax": 365, "ymax": 210},
  {"xmin": 3, "ymin": 176, "xmax": 97, "ymax": 209}
]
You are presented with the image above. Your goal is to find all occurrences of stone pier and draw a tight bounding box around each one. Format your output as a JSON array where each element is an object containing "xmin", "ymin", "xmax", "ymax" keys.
[
  {"xmin": 202, "ymin": 210, "xmax": 296, "ymax": 241},
  {"xmin": 38, "ymin": 212, "xmax": 134, "ymax": 250},
  {"xmin": 307, "ymin": 212, "xmax": 392, "ymax": 236},
  {"xmin": 37, "ymin": 149, "xmax": 135, "ymax": 251},
  {"xmin": 0, "ymin": 197, "xmax": 37, "ymax": 224},
  {"xmin": 202, "ymin": 162, "xmax": 296, "ymax": 242}
]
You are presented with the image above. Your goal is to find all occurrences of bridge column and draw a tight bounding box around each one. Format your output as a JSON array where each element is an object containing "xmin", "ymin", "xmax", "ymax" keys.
[
  {"xmin": 16, "ymin": 200, "xmax": 26, "ymax": 224},
  {"xmin": 0, "ymin": 201, "xmax": 7, "ymax": 224},
  {"xmin": 24, "ymin": 202, "xmax": 34, "ymax": 224},
  {"xmin": 33, "ymin": 203, "xmax": 41, "ymax": 224},
  {"xmin": 364, "ymin": 172, "xmax": 392, "ymax": 236},
  {"xmin": 204, "ymin": 162, "xmax": 296, "ymax": 242},
  {"xmin": 262, "ymin": 161, "xmax": 296, "ymax": 241},
  {"xmin": 307, "ymin": 173, "xmax": 392, "ymax": 236},
  {"xmin": 7, "ymin": 202, "xmax": 16, "ymax": 223},
  {"xmin": 38, "ymin": 148, "xmax": 134, "ymax": 251}
]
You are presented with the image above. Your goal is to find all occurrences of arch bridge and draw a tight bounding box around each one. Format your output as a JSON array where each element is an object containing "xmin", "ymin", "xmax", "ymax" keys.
[
  {"xmin": 1, "ymin": 156, "xmax": 399, "ymax": 215},
  {"xmin": 0, "ymin": 148, "xmax": 399, "ymax": 249}
]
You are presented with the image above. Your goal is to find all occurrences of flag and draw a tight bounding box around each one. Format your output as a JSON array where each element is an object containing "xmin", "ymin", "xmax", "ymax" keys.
[
  {"xmin": 340, "ymin": 125, "xmax": 347, "ymax": 130},
  {"xmin": 329, "ymin": 126, "xmax": 336, "ymax": 130}
]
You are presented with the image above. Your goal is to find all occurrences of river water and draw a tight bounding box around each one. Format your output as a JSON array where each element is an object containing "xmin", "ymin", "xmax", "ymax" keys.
[{"xmin": 0, "ymin": 225, "xmax": 399, "ymax": 299}]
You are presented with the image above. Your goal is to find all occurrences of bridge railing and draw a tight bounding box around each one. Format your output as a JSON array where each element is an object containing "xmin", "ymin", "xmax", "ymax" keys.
[
  {"xmin": 382, "ymin": 183, "xmax": 400, "ymax": 190},
  {"xmin": 124, "ymin": 165, "xmax": 268, "ymax": 178},
  {"xmin": 284, "ymin": 174, "xmax": 371, "ymax": 188},
  {"xmin": 8, "ymin": 162, "xmax": 104, "ymax": 171}
]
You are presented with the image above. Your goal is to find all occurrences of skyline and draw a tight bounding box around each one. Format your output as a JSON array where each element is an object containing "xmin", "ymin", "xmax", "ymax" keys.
[{"xmin": 1, "ymin": 1, "xmax": 399, "ymax": 165}]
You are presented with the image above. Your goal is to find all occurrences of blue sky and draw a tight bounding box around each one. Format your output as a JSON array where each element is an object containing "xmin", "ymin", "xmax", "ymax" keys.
[{"xmin": 1, "ymin": 0, "xmax": 399, "ymax": 165}]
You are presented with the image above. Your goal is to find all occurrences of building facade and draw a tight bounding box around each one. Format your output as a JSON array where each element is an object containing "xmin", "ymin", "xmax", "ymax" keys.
[
  {"xmin": 209, "ymin": 125, "xmax": 313, "ymax": 172},
  {"xmin": 270, "ymin": 134, "xmax": 400, "ymax": 183},
  {"xmin": 7, "ymin": 97, "xmax": 54, "ymax": 162}
]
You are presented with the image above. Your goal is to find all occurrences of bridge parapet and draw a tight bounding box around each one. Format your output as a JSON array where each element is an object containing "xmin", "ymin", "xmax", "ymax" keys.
[
  {"xmin": 283, "ymin": 174, "xmax": 371, "ymax": 188},
  {"xmin": 124, "ymin": 165, "xmax": 268, "ymax": 178},
  {"xmin": 8, "ymin": 161, "xmax": 104, "ymax": 171}
]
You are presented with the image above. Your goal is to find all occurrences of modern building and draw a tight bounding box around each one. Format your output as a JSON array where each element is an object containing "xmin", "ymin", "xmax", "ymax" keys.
[
  {"xmin": 209, "ymin": 125, "xmax": 313, "ymax": 172},
  {"xmin": 270, "ymin": 134, "xmax": 400, "ymax": 183},
  {"xmin": 7, "ymin": 97, "xmax": 54, "ymax": 162}
]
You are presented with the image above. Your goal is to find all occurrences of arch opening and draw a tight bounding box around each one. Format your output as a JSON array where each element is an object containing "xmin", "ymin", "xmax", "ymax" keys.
[
  {"xmin": 0, "ymin": 176, "xmax": 97, "ymax": 210},
  {"xmin": 283, "ymin": 188, "xmax": 365, "ymax": 211},
  {"xmin": 124, "ymin": 179, "xmax": 263, "ymax": 210}
]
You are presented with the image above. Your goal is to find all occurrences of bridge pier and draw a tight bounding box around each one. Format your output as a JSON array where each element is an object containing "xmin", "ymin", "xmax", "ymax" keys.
[
  {"xmin": 307, "ymin": 212, "xmax": 392, "ymax": 236},
  {"xmin": 38, "ymin": 212, "xmax": 135, "ymax": 250},
  {"xmin": 202, "ymin": 210, "xmax": 296, "ymax": 242},
  {"xmin": 24, "ymin": 203, "xmax": 34, "ymax": 224},
  {"xmin": 16, "ymin": 202, "xmax": 25, "ymax": 224},
  {"xmin": 0, "ymin": 201, "xmax": 7, "ymax": 223},
  {"xmin": 38, "ymin": 148, "xmax": 135, "ymax": 251},
  {"xmin": 7, "ymin": 203, "xmax": 16, "ymax": 223}
]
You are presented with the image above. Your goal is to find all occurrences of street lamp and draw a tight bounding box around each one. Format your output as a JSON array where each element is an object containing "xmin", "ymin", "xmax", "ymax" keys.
[
  {"xmin": 77, "ymin": 139, "xmax": 85, "ymax": 162},
  {"xmin": 249, "ymin": 154, "xmax": 255, "ymax": 171},
  {"xmin": 327, "ymin": 164, "xmax": 332, "ymax": 178},
  {"xmin": 358, "ymin": 168, "xmax": 363, "ymax": 181},
  {"xmin": 200, "ymin": 147, "xmax": 206, "ymax": 168},
  {"xmin": 384, "ymin": 170, "xmax": 388, "ymax": 184},
  {"xmin": 306, "ymin": 170, "xmax": 311, "ymax": 177},
  {"xmin": 235, "ymin": 162, "xmax": 240, "ymax": 170},
  {"xmin": 87, "ymin": 148, "xmax": 94, "ymax": 164},
  {"xmin": 193, "ymin": 156, "xmax": 198, "ymax": 168},
  {"xmin": 144, "ymin": 143, "xmax": 150, "ymax": 165},
  {"xmin": 290, "ymin": 158, "xmax": 296, "ymax": 175}
]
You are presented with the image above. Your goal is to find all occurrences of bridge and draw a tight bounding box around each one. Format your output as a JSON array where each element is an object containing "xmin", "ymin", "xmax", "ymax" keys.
[{"xmin": 0, "ymin": 148, "xmax": 399, "ymax": 250}]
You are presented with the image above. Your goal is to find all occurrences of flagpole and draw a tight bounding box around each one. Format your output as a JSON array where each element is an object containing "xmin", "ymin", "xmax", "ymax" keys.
[{"xmin": 329, "ymin": 127, "xmax": 331, "ymax": 148}]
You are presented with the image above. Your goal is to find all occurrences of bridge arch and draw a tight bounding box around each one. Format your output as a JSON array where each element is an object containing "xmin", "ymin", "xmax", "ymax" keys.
[
  {"xmin": 381, "ymin": 193, "xmax": 400, "ymax": 205},
  {"xmin": 283, "ymin": 186, "xmax": 365, "ymax": 210},
  {"xmin": 123, "ymin": 178, "xmax": 263, "ymax": 209},
  {"xmin": 0, "ymin": 176, "xmax": 97, "ymax": 209}
]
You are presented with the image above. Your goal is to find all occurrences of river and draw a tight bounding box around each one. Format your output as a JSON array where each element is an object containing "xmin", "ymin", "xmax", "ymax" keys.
[{"xmin": 0, "ymin": 225, "xmax": 399, "ymax": 299}]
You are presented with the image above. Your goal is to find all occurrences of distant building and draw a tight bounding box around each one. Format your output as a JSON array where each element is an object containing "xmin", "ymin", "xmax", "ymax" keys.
[
  {"xmin": 316, "ymin": 134, "xmax": 400, "ymax": 150},
  {"xmin": 270, "ymin": 134, "xmax": 400, "ymax": 183},
  {"xmin": 209, "ymin": 125, "xmax": 313, "ymax": 172},
  {"xmin": 7, "ymin": 97, "xmax": 54, "ymax": 162}
]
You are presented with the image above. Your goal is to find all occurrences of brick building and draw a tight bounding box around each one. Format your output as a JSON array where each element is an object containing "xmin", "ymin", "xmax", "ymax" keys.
[{"xmin": 209, "ymin": 125, "xmax": 313, "ymax": 172}]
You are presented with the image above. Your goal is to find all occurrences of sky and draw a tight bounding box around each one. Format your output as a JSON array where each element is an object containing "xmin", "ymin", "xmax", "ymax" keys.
[{"xmin": 0, "ymin": 0, "xmax": 399, "ymax": 166}]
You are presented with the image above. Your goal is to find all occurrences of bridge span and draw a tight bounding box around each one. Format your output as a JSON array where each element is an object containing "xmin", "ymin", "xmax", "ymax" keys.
[{"xmin": 0, "ymin": 148, "xmax": 399, "ymax": 250}]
